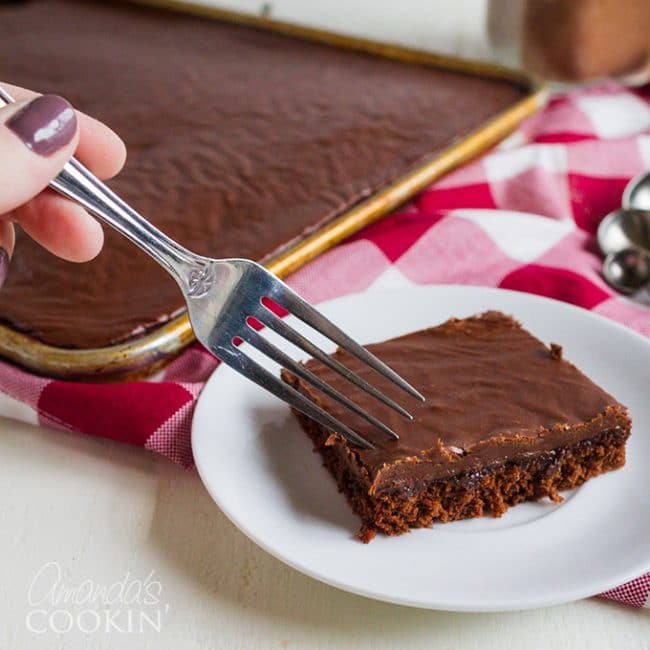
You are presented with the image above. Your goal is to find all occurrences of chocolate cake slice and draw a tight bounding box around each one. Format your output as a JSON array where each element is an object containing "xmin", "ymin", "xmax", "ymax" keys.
[{"xmin": 281, "ymin": 312, "xmax": 631, "ymax": 542}]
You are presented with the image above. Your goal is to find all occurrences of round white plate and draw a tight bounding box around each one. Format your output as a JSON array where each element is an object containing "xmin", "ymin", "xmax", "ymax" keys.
[{"xmin": 192, "ymin": 285, "xmax": 650, "ymax": 611}]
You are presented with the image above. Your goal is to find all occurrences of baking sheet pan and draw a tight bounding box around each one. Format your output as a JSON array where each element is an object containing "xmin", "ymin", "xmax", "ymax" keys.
[{"xmin": 0, "ymin": 0, "xmax": 545, "ymax": 380}]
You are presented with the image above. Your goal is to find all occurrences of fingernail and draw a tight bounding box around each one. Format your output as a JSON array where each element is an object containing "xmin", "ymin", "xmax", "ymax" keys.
[
  {"xmin": 7, "ymin": 95, "xmax": 77, "ymax": 156},
  {"xmin": 0, "ymin": 248, "xmax": 9, "ymax": 289}
]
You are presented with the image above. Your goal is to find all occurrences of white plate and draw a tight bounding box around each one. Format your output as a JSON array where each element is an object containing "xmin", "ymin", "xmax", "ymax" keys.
[{"xmin": 192, "ymin": 285, "xmax": 650, "ymax": 611}]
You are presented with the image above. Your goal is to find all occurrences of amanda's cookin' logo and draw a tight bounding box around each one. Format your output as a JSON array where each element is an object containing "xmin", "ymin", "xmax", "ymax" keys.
[{"xmin": 26, "ymin": 562, "xmax": 169, "ymax": 635}]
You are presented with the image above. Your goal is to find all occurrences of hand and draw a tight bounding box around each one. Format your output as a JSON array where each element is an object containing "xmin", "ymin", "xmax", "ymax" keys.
[{"xmin": 0, "ymin": 82, "xmax": 126, "ymax": 283}]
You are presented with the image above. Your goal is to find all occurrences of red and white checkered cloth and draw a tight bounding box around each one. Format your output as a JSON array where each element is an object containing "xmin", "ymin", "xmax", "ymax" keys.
[{"xmin": 0, "ymin": 82, "xmax": 648, "ymax": 607}]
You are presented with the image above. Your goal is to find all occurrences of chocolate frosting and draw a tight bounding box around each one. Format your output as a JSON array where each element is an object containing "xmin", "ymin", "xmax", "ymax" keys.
[
  {"xmin": 297, "ymin": 312, "xmax": 629, "ymax": 494},
  {"xmin": 0, "ymin": 0, "xmax": 525, "ymax": 349}
]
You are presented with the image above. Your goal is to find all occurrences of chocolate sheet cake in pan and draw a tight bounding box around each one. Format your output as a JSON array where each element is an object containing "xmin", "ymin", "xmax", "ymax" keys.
[{"xmin": 0, "ymin": 0, "xmax": 541, "ymax": 377}]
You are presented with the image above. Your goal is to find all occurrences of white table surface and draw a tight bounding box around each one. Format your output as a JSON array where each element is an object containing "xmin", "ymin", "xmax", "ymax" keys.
[
  {"xmin": 1, "ymin": 420, "xmax": 649, "ymax": 649},
  {"xmin": 2, "ymin": 1, "xmax": 649, "ymax": 648}
]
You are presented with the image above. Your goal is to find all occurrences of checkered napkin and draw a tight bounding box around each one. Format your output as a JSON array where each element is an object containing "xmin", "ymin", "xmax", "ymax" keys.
[{"xmin": 1, "ymin": 82, "xmax": 649, "ymax": 607}]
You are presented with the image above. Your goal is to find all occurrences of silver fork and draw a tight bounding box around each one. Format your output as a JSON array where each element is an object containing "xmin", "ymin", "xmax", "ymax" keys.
[{"xmin": 0, "ymin": 87, "xmax": 424, "ymax": 449}]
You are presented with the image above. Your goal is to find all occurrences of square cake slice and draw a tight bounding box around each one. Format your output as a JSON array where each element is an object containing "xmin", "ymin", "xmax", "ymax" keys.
[{"xmin": 281, "ymin": 312, "xmax": 631, "ymax": 542}]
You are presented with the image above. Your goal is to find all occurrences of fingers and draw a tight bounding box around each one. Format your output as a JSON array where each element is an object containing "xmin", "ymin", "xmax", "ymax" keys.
[
  {"xmin": 0, "ymin": 96, "xmax": 80, "ymax": 214},
  {"xmin": 0, "ymin": 82, "xmax": 126, "ymax": 263},
  {"xmin": 3, "ymin": 82, "xmax": 126, "ymax": 179},
  {"xmin": 0, "ymin": 220, "xmax": 15, "ymax": 290},
  {"xmin": 77, "ymin": 113, "xmax": 127, "ymax": 179},
  {"xmin": 13, "ymin": 192, "xmax": 104, "ymax": 262},
  {"xmin": 11, "ymin": 191, "xmax": 104, "ymax": 263},
  {"xmin": 0, "ymin": 219, "xmax": 15, "ymax": 257}
]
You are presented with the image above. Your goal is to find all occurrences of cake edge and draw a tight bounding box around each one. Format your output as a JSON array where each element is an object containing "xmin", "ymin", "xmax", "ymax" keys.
[{"xmin": 285, "ymin": 398, "xmax": 631, "ymax": 542}]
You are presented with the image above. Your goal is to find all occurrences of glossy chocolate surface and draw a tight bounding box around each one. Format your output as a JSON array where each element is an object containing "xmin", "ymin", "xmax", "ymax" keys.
[
  {"xmin": 0, "ymin": 0, "xmax": 525, "ymax": 348},
  {"xmin": 296, "ymin": 312, "xmax": 629, "ymax": 494}
]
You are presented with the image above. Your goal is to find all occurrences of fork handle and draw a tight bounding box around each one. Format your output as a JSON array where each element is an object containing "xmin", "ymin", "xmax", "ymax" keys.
[{"xmin": 0, "ymin": 87, "xmax": 202, "ymax": 290}]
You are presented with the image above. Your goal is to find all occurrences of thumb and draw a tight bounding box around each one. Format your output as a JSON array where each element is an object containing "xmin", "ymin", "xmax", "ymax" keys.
[{"xmin": 0, "ymin": 95, "xmax": 79, "ymax": 214}]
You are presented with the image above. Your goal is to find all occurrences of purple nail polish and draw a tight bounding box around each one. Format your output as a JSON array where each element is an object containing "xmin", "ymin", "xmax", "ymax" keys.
[
  {"xmin": 0, "ymin": 248, "xmax": 9, "ymax": 289},
  {"xmin": 7, "ymin": 95, "xmax": 77, "ymax": 156}
]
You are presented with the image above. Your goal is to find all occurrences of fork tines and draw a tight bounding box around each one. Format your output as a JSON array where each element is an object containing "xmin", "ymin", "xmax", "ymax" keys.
[{"xmin": 220, "ymin": 281, "xmax": 424, "ymax": 450}]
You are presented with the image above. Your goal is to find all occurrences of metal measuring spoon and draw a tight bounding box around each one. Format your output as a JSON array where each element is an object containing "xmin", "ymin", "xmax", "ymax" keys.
[
  {"xmin": 622, "ymin": 171, "xmax": 650, "ymax": 211},
  {"xmin": 598, "ymin": 174, "xmax": 650, "ymax": 294},
  {"xmin": 602, "ymin": 249, "xmax": 650, "ymax": 295},
  {"xmin": 597, "ymin": 208, "xmax": 650, "ymax": 255}
]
